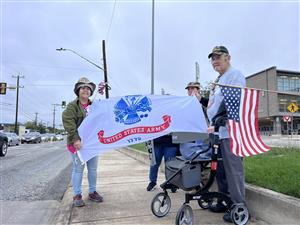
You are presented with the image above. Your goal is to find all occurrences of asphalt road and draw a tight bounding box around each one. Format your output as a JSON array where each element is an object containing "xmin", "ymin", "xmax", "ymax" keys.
[{"xmin": 0, "ymin": 140, "xmax": 72, "ymax": 224}]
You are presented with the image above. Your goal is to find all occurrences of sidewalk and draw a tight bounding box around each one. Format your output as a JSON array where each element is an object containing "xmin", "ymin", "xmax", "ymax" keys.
[
  {"xmin": 261, "ymin": 135, "xmax": 300, "ymax": 148},
  {"xmin": 55, "ymin": 150, "xmax": 268, "ymax": 225}
]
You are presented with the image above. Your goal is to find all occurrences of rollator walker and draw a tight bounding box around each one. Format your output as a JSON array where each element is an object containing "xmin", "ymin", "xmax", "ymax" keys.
[{"xmin": 150, "ymin": 132, "xmax": 250, "ymax": 225}]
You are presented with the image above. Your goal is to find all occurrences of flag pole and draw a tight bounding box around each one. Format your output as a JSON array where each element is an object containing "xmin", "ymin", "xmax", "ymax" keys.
[{"xmin": 212, "ymin": 83, "xmax": 300, "ymax": 96}]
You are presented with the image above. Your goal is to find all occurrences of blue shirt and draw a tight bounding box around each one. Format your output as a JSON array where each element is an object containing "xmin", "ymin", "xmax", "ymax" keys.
[{"xmin": 207, "ymin": 66, "xmax": 246, "ymax": 139}]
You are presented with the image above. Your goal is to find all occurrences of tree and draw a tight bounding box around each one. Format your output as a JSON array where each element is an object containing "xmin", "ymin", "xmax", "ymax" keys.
[
  {"xmin": 37, "ymin": 122, "xmax": 46, "ymax": 134},
  {"xmin": 24, "ymin": 121, "xmax": 35, "ymax": 130},
  {"xmin": 25, "ymin": 121, "xmax": 47, "ymax": 133},
  {"xmin": 200, "ymin": 80, "xmax": 212, "ymax": 98}
]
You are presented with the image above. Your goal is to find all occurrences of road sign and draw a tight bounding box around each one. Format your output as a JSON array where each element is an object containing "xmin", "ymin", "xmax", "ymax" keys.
[
  {"xmin": 287, "ymin": 102, "xmax": 299, "ymax": 113},
  {"xmin": 283, "ymin": 116, "xmax": 291, "ymax": 122}
]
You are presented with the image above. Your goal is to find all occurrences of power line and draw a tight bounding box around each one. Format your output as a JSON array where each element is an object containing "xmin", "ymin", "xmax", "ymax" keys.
[
  {"xmin": 1, "ymin": 103, "xmax": 51, "ymax": 125},
  {"xmin": 2, "ymin": 104, "xmax": 36, "ymax": 121},
  {"xmin": 0, "ymin": 102, "xmax": 12, "ymax": 106},
  {"xmin": 2, "ymin": 61, "xmax": 99, "ymax": 72},
  {"xmin": 106, "ymin": 0, "xmax": 117, "ymax": 42},
  {"xmin": 3, "ymin": 94, "xmax": 52, "ymax": 122},
  {"xmin": 23, "ymin": 84, "xmax": 73, "ymax": 87},
  {"xmin": 19, "ymin": 90, "xmax": 51, "ymax": 113},
  {"xmin": 1, "ymin": 107, "xmax": 35, "ymax": 122}
]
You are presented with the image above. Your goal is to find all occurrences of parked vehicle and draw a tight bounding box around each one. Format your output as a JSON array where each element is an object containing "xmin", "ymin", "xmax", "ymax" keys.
[
  {"xmin": 4, "ymin": 132, "xmax": 20, "ymax": 146},
  {"xmin": 55, "ymin": 134, "xmax": 64, "ymax": 141},
  {"xmin": 41, "ymin": 134, "xmax": 50, "ymax": 142},
  {"xmin": 0, "ymin": 132, "xmax": 8, "ymax": 157},
  {"xmin": 21, "ymin": 132, "xmax": 42, "ymax": 144},
  {"xmin": 46, "ymin": 133, "xmax": 56, "ymax": 141}
]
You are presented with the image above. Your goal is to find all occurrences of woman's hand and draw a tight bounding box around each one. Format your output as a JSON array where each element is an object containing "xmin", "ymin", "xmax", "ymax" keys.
[
  {"xmin": 207, "ymin": 126, "xmax": 215, "ymax": 134},
  {"xmin": 194, "ymin": 91, "xmax": 202, "ymax": 101},
  {"xmin": 98, "ymin": 82, "xmax": 105, "ymax": 95},
  {"xmin": 73, "ymin": 140, "xmax": 81, "ymax": 150}
]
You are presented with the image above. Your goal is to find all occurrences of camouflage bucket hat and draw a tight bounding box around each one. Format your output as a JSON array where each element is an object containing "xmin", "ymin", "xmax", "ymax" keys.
[
  {"xmin": 74, "ymin": 77, "xmax": 96, "ymax": 96},
  {"xmin": 185, "ymin": 81, "xmax": 200, "ymax": 89}
]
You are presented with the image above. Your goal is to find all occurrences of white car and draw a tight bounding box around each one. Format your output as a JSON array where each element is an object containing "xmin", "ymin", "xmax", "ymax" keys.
[
  {"xmin": 41, "ymin": 134, "xmax": 50, "ymax": 142},
  {"xmin": 46, "ymin": 133, "xmax": 56, "ymax": 141},
  {"xmin": 55, "ymin": 134, "xmax": 64, "ymax": 141},
  {"xmin": 4, "ymin": 132, "xmax": 20, "ymax": 146},
  {"xmin": 21, "ymin": 132, "xmax": 42, "ymax": 144}
]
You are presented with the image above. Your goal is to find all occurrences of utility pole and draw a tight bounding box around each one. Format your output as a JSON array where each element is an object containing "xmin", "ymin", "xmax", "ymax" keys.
[
  {"xmin": 12, "ymin": 75, "xmax": 24, "ymax": 134},
  {"xmin": 102, "ymin": 40, "xmax": 109, "ymax": 99},
  {"xmin": 52, "ymin": 104, "xmax": 61, "ymax": 134},
  {"xmin": 151, "ymin": 0, "xmax": 155, "ymax": 94},
  {"xmin": 34, "ymin": 112, "xmax": 38, "ymax": 131},
  {"xmin": 53, "ymin": 105, "xmax": 56, "ymax": 133},
  {"xmin": 195, "ymin": 62, "xmax": 200, "ymax": 82}
]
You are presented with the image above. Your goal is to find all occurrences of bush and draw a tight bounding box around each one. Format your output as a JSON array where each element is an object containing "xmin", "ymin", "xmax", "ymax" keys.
[{"xmin": 52, "ymin": 137, "xmax": 58, "ymax": 142}]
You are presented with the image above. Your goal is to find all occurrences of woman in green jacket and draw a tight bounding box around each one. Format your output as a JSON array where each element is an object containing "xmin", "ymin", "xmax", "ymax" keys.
[{"xmin": 62, "ymin": 77, "xmax": 104, "ymax": 207}]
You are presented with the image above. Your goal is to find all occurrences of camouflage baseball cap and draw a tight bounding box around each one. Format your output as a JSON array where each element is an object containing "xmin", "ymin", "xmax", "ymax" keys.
[
  {"xmin": 208, "ymin": 46, "xmax": 229, "ymax": 58},
  {"xmin": 185, "ymin": 81, "xmax": 200, "ymax": 89}
]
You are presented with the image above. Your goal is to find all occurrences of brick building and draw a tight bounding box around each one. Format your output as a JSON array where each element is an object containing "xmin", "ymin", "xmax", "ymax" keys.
[{"xmin": 246, "ymin": 66, "xmax": 300, "ymax": 135}]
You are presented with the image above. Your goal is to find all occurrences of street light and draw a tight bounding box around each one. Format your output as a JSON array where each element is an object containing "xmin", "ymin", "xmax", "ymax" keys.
[
  {"xmin": 56, "ymin": 47, "xmax": 110, "ymax": 98},
  {"xmin": 56, "ymin": 48, "xmax": 103, "ymax": 70}
]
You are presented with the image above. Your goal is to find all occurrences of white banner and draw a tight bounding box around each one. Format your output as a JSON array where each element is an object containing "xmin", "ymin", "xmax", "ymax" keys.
[{"xmin": 78, "ymin": 95, "xmax": 208, "ymax": 162}]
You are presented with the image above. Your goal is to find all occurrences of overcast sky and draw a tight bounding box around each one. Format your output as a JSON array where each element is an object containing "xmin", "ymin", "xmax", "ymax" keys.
[{"xmin": 1, "ymin": 0, "xmax": 299, "ymax": 128}]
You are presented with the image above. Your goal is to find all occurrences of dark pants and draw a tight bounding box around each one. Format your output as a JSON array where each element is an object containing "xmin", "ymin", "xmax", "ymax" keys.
[
  {"xmin": 216, "ymin": 138, "xmax": 246, "ymax": 204},
  {"xmin": 149, "ymin": 143, "xmax": 178, "ymax": 183}
]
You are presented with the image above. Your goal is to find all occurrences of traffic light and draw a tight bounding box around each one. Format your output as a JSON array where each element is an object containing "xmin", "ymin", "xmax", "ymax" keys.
[
  {"xmin": 62, "ymin": 101, "xmax": 66, "ymax": 108},
  {"xmin": 0, "ymin": 82, "xmax": 7, "ymax": 95}
]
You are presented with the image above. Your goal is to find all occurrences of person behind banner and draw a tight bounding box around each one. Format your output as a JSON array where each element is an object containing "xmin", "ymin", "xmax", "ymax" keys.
[
  {"xmin": 179, "ymin": 82, "xmax": 211, "ymax": 160},
  {"xmin": 62, "ymin": 77, "xmax": 104, "ymax": 207},
  {"xmin": 147, "ymin": 135, "xmax": 179, "ymax": 191},
  {"xmin": 195, "ymin": 46, "xmax": 248, "ymax": 223}
]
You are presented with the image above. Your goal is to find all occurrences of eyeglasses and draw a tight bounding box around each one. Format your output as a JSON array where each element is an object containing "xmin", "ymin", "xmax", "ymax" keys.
[{"xmin": 210, "ymin": 53, "xmax": 228, "ymax": 62}]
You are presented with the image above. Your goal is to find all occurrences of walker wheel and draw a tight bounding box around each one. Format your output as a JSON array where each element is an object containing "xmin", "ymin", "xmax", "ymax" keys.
[
  {"xmin": 151, "ymin": 192, "xmax": 171, "ymax": 217},
  {"xmin": 197, "ymin": 196, "xmax": 210, "ymax": 209},
  {"xmin": 230, "ymin": 203, "xmax": 250, "ymax": 225},
  {"xmin": 175, "ymin": 204, "xmax": 194, "ymax": 225}
]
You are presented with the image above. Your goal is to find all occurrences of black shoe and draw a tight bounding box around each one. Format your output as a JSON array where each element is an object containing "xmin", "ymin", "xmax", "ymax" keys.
[
  {"xmin": 146, "ymin": 181, "xmax": 157, "ymax": 191},
  {"xmin": 223, "ymin": 211, "xmax": 233, "ymax": 223},
  {"xmin": 209, "ymin": 202, "xmax": 227, "ymax": 213},
  {"xmin": 171, "ymin": 187, "xmax": 177, "ymax": 193}
]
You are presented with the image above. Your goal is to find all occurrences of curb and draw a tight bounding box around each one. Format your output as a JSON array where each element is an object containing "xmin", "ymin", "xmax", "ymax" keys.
[
  {"xmin": 118, "ymin": 147, "xmax": 300, "ymax": 225},
  {"xmin": 53, "ymin": 184, "xmax": 73, "ymax": 225},
  {"xmin": 245, "ymin": 184, "xmax": 300, "ymax": 225}
]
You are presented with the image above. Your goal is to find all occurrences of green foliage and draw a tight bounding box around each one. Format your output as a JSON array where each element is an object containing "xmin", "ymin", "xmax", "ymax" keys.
[
  {"xmin": 37, "ymin": 122, "xmax": 46, "ymax": 133},
  {"xmin": 25, "ymin": 121, "xmax": 47, "ymax": 133},
  {"xmin": 25, "ymin": 121, "xmax": 35, "ymax": 130},
  {"xmin": 130, "ymin": 143, "xmax": 147, "ymax": 152},
  {"xmin": 245, "ymin": 147, "xmax": 300, "ymax": 198},
  {"xmin": 200, "ymin": 80, "xmax": 212, "ymax": 98},
  {"xmin": 130, "ymin": 144, "xmax": 300, "ymax": 198},
  {"xmin": 52, "ymin": 136, "xmax": 58, "ymax": 141}
]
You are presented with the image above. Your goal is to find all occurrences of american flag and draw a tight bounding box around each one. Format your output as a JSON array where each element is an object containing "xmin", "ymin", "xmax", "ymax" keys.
[{"xmin": 220, "ymin": 86, "xmax": 271, "ymax": 157}]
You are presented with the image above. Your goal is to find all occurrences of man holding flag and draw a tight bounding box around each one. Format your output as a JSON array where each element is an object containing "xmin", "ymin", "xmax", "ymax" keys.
[{"xmin": 196, "ymin": 46, "xmax": 248, "ymax": 223}]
